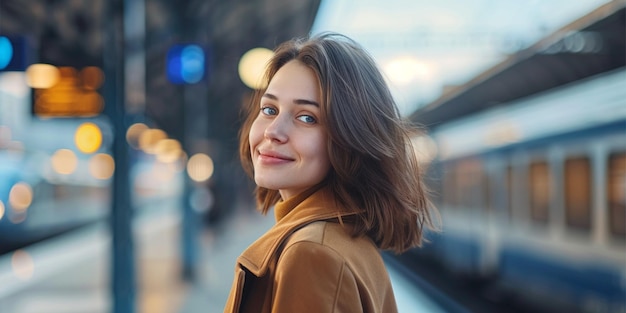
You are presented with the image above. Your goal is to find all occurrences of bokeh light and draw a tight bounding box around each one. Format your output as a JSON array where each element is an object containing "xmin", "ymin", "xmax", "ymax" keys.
[
  {"xmin": 9, "ymin": 182, "xmax": 33, "ymax": 212},
  {"xmin": 410, "ymin": 134, "xmax": 438, "ymax": 164},
  {"xmin": 8, "ymin": 211, "xmax": 26, "ymax": 224},
  {"xmin": 0, "ymin": 72, "xmax": 29, "ymax": 98},
  {"xmin": 138, "ymin": 128, "xmax": 168, "ymax": 154},
  {"xmin": 384, "ymin": 57, "xmax": 434, "ymax": 86},
  {"xmin": 51, "ymin": 149, "xmax": 78, "ymax": 175},
  {"xmin": 0, "ymin": 36, "xmax": 13, "ymax": 69},
  {"xmin": 11, "ymin": 250, "xmax": 34, "ymax": 280},
  {"xmin": 88, "ymin": 153, "xmax": 115, "ymax": 180},
  {"xmin": 187, "ymin": 153, "xmax": 214, "ymax": 182},
  {"xmin": 75, "ymin": 122, "xmax": 102, "ymax": 154},
  {"xmin": 32, "ymin": 66, "xmax": 104, "ymax": 117},
  {"xmin": 166, "ymin": 44, "xmax": 206, "ymax": 84},
  {"xmin": 0, "ymin": 201, "xmax": 5, "ymax": 220},
  {"xmin": 190, "ymin": 187, "xmax": 214, "ymax": 213},
  {"xmin": 238, "ymin": 47, "xmax": 274, "ymax": 89},
  {"xmin": 26, "ymin": 64, "xmax": 61, "ymax": 89},
  {"xmin": 80, "ymin": 66, "xmax": 104, "ymax": 90},
  {"xmin": 154, "ymin": 139, "xmax": 182, "ymax": 163},
  {"xmin": 126, "ymin": 123, "xmax": 149, "ymax": 149},
  {"xmin": 181, "ymin": 45, "xmax": 205, "ymax": 84}
]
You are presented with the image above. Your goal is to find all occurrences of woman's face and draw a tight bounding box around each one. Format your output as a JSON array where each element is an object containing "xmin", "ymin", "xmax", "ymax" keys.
[{"xmin": 249, "ymin": 60, "xmax": 330, "ymax": 200}]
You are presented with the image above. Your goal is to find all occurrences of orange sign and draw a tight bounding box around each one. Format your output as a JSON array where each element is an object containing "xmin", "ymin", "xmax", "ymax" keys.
[{"xmin": 32, "ymin": 66, "xmax": 104, "ymax": 117}]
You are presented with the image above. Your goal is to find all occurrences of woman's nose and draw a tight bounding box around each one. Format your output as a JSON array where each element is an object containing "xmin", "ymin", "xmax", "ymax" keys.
[{"xmin": 264, "ymin": 115, "xmax": 289, "ymax": 142}]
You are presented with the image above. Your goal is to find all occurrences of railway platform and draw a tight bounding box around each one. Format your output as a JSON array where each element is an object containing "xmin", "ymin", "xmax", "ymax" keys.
[{"xmin": 0, "ymin": 203, "xmax": 446, "ymax": 313}]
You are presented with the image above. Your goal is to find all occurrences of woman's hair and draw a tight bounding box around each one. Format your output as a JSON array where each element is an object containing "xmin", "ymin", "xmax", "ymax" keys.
[{"xmin": 239, "ymin": 32, "xmax": 439, "ymax": 253}]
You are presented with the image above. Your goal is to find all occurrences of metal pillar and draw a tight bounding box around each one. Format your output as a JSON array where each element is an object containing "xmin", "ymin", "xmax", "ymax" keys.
[
  {"xmin": 181, "ymin": 84, "xmax": 202, "ymax": 282},
  {"xmin": 175, "ymin": 1, "xmax": 201, "ymax": 283},
  {"xmin": 103, "ymin": 0, "xmax": 135, "ymax": 312}
]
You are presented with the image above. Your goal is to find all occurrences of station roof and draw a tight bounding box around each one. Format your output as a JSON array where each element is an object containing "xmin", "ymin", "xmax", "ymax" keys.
[
  {"xmin": 409, "ymin": 1, "xmax": 626, "ymax": 127},
  {"xmin": 0, "ymin": 0, "xmax": 322, "ymax": 151}
]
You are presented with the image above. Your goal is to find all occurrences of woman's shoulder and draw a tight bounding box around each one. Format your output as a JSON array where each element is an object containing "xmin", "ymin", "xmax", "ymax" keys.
[
  {"xmin": 279, "ymin": 220, "xmax": 389, "ymax": 282},
  {"xmin": 282, "ymin": 221, "xmax": 380, "ymax": 262}
]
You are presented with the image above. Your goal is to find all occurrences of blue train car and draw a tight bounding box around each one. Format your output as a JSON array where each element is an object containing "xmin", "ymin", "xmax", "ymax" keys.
[
  {"xmin": 425, "ymin": 68, "xmax": 625, "ymax": 312},
  {"xmin": 408, "ymin": 3, "xmax": 625, "ymax": 312}
]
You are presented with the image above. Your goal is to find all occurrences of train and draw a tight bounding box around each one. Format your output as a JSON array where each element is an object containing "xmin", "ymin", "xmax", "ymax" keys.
[
  {"xmin": 402, "ymin": 1, "xmax": 626, "ymax": 313},
  {"xmin": 411, "ymin": 67, "xmax": 625, "ymax": 313}
]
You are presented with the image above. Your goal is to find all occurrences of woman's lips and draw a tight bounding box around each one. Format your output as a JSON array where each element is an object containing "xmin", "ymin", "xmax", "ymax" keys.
[{"xmin": 257, "ymin": 151, "xmax": 294, "ymax": 165}]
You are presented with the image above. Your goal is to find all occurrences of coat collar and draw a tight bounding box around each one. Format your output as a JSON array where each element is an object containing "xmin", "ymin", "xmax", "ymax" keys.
[{"xmin": 237, "ymin": 184, "xmax": 355, "ymax": 277}]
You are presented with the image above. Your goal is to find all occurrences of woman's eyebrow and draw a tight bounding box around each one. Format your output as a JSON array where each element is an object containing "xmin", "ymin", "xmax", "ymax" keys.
[{"xmin": 263, "ymin": 93, "xmax": 319, "ymax": 107}]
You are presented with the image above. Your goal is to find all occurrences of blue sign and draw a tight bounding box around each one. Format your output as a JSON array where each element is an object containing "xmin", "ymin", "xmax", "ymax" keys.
[
  {"xmin": 0, "ymin": 37, "xmax": 13, "ymax": 70},
  {"xmin": 166, "ymin": 44, "xmax": 207, "ymax": 84},
  {"xmin": 0, "ymin": 35, "xmax": 30, "ymax": 71}
]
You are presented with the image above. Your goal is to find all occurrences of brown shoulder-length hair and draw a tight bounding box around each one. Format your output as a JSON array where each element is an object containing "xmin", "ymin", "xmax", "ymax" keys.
[{"xmin": 239, "ymin": 32, "xmax": 439, "ymax": 253}]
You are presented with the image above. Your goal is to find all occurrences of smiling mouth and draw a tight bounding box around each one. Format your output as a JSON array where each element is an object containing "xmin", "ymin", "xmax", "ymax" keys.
[{"xmin": 257, "ymin": 151, "xmax": 294, "ymax": 164}]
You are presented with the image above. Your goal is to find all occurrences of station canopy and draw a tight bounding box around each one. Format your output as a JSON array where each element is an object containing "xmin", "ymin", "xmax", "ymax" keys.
[{"xmin": 310, "ymin": 0, "xmax": 620, "ymax": 119}]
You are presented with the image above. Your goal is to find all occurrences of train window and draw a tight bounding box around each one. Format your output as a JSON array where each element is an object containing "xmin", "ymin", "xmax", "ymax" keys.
[
  {"xmin": 529, "ymin": 161, "xmax": 550, "ymax": 223},
  {"xmin": 564, "ymin": 156, "xmax": 591, "ymax": 231},
  {"xmin": 443, "ymin": 163, "xmax": 457, "ymax": 208},
  {"xmin": 442, "ymin": 159, "xmax": 487, "ymax": 210},
  {"xmin": 457, "ymin": 158, "xmax": 484, "ymax": 210},
  {"xmin": 607, "ymin": 152, "xmax": 625, "ymax": 239}
]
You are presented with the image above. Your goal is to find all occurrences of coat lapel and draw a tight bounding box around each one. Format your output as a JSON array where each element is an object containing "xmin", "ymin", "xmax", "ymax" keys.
[{"xmin": 236, "ymin": 186, "xmax": 353, "ymax": 277}]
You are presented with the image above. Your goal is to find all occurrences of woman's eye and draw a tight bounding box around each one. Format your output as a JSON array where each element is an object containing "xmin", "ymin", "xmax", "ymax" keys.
[
  {"xmin": 261, "ymin": 107, "xmax": 277, "ymax": 116},
  {"xmin": 297, "ymin": 115, "xmax": 316, "ymax": 124}
]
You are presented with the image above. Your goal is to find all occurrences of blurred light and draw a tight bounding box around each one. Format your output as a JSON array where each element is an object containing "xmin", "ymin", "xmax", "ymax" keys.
[
  {"xmin": 411, "ymin": 135, "xmax": 438, "ymax": 164},
  {"xmin": 138, "ymin": 128, "xmax": 167, "ymax": 154},
  {"xmin": 384, "ymin": 57, "xmax": 433, "ymax": 86},
  {"xmin": 9, "ymin": 182, "xmax": 33, "ymax": 212},
  {"xmin": 0, "ymin": 35, "xmax": 30, "ymax": 71},
  {"xmin": 11, "ymin": 250, "xmax": 34, "ymax": 280},
  {"xmin": 51, "ymin": 149, "xmax": 78, "ymax": 175},
  {"xmin": 166, "ymin": 44, "xmax": 206, "ymax": 84},
  {"xmin": 190, "ymin": 187, "xmax": 214, "ymax": 213},
  {"xmin": 238, "ymin": 47, "xmax": 273, "ymax": 89},
  {"xmin": 126, "ymin": 123, "xmax": 148, "ymax": 149},
  {"xmin": 0, "ymin": 72, "xmax": 29, "ymax": 97},
  {"xmin": 0, "ymin": 36, "xmax": 13, "ymax": 70},
  {"xmin": 25, "ymin": 64, "xmax": 60, "ymax": 89},
  {"xmin": 88, "ymin": 153, "xmax": 115, "ymax": 180},
  {"xmin": 80, "ymin": 66, "xmax": 104, "ymax": 90},
  {"xmin": 9, "ymin": 211, "xmax": 26, "ymax": 224},
  {"xmin": 0, "ymin": 201, "xmax": 5, "ymax": 220},
  {"xmin": 33, "ymin": 66, "xmax": 104, "ymax": 117},
  {"xmin": 75, "ymin": 122, "xmax": 102, "ymax": 154},
  {"xmin": 154, "ymin": 139, "xmax": 182, "ymax": 163},
  {"xmin": 181, "ymin": 45, "xmax": 205, "ymax": 83},
  {"xmin": 187, "ymin": 153, "xmax": 214, "ymax": 182}
]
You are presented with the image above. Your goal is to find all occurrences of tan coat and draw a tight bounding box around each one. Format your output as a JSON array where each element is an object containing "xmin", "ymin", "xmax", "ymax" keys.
[{"xmin": 223, "ymin": 185, "xmax": 398, "ymax": 313}]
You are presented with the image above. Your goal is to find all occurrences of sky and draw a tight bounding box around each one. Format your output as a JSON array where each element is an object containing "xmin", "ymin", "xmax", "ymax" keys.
[{"xmin": 310, "ymin": 0, "xmax": 613, "ymax": 116}]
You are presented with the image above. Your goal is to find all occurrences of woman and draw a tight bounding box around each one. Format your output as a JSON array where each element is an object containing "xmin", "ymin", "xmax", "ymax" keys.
[{"xmin": 224, "ymin": 32, "xmax": 438, "ymax": 313}]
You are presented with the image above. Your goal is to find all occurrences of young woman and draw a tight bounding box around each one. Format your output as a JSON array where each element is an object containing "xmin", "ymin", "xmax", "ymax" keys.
[{"xmin": 224, "ymin": 32, "xmax": 438, "ymax": 313}]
